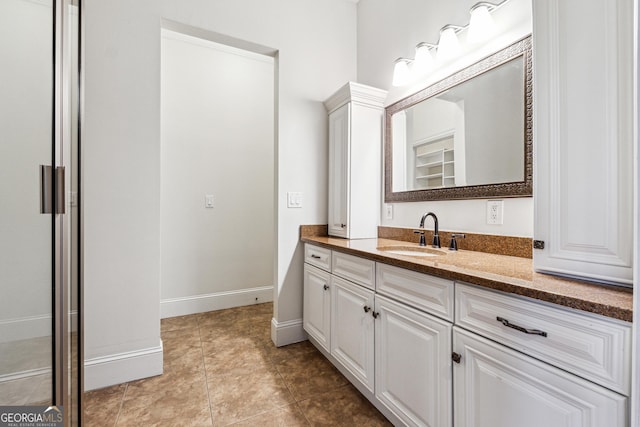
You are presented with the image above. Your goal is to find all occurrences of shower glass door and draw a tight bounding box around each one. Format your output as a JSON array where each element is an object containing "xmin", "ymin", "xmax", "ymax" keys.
[
  {"xmin": 0, "ymin": 0, "xmax": 55, "ymax": 407},
  {"xmin": 0, "ymin": 1, "xmax": 81, "ymax": 424}
]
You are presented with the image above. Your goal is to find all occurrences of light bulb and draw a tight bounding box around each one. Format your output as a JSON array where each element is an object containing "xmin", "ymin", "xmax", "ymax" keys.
[
  {"xmin": 392, "ymin": 58, "xmax": 412, "ymax": 87},
  {"xmin": 437, "ymin": 25, "xmax": 461, "ymax": 62},
  {"xmin": 413, "ymin": 43, "xmax": 435, "ymax": 76},
  {"xmin": 468, "ymin": 2, "xmax": 496, "ymax": 43}
]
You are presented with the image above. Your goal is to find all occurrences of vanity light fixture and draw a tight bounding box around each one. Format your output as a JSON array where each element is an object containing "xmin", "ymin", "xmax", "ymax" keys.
[
  {"xmin": 392, "ymin": 58, "xmax": 413, "ymax": 87},
  {"xmin": 413, "ymin": 43, "xmax": 436, "ymax": 76},
  {"xmin": 436, "ymin": 25, "xmax": 463, "ymax": 62},
  {"xmin": 468, "ymin": 2, "xmax": 497, "ymax": 43},
  {"xmin": 389, "ymin": 0, "xmax": 510, "ymax": 86}
]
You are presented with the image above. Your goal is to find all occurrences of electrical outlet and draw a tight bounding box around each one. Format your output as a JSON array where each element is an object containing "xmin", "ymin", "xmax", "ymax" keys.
[
  {"xmin": 487, "ymin": 200, "xmax": 503, "ymax": 225},
  {"xmin": 385, "ymin": 204, "xmax": 393, "ymax": 220}
]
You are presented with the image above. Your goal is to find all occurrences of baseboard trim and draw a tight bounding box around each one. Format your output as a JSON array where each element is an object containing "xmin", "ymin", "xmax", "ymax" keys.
[
  {"xmin": 84, "ymin": 342, "xmax": 164, "ymax": 391},
  {"xmin": 0, "ymin": 367, "xmax": 51, "ymax": 384},
  {"xmin": 0, "ymin": 311, "xmax": 78, "ymax": 343},
  {"xmin": 270, "ymin": 318, "xmax": 306, "ymax": 347},
  {"xmin": 160, "ymin": 286, "xmax": 274, "ymax": 319}
]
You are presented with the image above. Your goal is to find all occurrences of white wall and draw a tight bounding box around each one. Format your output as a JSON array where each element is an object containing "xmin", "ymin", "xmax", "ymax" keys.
[
  {"xmin": 83, "ymin": 0, "xmax": 356, "ymax": 389},
  {"xmin": 160, "ymin": 30, "xmax": 275, "ymax": 317},
  {"xmin": 0, "ymin": 0, "xmax": 54, "ymax": 342},
  {"xmin": 83, "ymin": 0, "xmax": 163, "ymax": 389},
  {"xmin": 357, "ymin": 0, "xmax": 534, "ymax": 237}
]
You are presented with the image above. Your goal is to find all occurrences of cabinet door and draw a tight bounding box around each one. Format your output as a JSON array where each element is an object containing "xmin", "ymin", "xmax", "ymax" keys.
[
  {"xmin": 453, "ymin": 327, "xmax": 627, "ymax": 427},
  {"xmin": 532, "ymin": 0, "xmax": 633, "ymax": 285},
  {"xmin": 328, "ymin": 103, "xmax": 349, "ymax": 238},
  {"xmin": 303, "ymin": 264, "xmax": 331, "ymax": 351},
  {"xmin": 330, "ymin": 276, "xmax": 375, "ymax": 392},
  {"xmin": 375, "ymin": 295, "xmax": 452, "ymax": 427}
]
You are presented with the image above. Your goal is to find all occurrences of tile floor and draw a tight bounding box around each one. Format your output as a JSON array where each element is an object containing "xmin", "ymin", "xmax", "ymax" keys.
[
  {"xmin": 0, "ymin": 336, "xmax": 52, "ymax": 406},
  {"xmin": 84, "ymin": 303, "xmax": 392, "ymax": 426}
]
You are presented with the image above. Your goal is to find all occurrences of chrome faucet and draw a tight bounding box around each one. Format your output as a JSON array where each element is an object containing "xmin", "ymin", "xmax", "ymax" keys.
[{"xmin": 415, "ymin": 212, "xmax": 441, "ymax": 248}]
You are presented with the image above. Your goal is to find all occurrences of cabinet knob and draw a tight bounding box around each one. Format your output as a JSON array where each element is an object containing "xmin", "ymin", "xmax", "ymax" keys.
[
  {"xmin": 363, "ymin": 305, "xmax": 371, "ymax": 313},
  {"xmin": 372, "ymin": 311, "xmax": 380, "ymax": 319},
  {"xmin": 340, "ymin": 223, "xmax": 346, "ymax": 228},
  {"xmin": 452, "ymin": 352, "xmax": 461, "ymax": 364},
  {"xmin": 323, "ymin": 284, "xmax": 329, "ymax": 291}
]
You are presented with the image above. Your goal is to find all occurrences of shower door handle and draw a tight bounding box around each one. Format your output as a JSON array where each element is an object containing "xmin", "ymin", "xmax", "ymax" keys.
[{"xmin": 40, "ymin": 165, "xmax": 65, "ymax": 214}]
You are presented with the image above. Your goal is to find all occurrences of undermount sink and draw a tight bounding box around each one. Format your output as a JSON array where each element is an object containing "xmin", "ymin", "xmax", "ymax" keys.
[{"xmin": 377, "ymin": 245, "xmax": 448, "ymax": 257}]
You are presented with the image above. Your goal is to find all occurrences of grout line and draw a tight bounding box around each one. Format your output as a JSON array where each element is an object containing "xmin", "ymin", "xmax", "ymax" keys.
[
  {"xmin": 113, "ymin": 383, "xmax": 127, "ymax": 427},
  {"xmin": 198, "ymin": 316, "xmax": 215, "ymax": 426}
]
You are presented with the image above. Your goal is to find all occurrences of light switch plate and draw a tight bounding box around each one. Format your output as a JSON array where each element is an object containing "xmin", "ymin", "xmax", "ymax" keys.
[
  {"xmin": 205, "ymin": 195, "xmax": 214, "ymax": 208},
  {"xmin": 487, "ymin": 200, "xmax": 503, "ymax": 225},
  {"xmin": 287, "ymin": 192, "xmax": 303, "ymax": 208}
]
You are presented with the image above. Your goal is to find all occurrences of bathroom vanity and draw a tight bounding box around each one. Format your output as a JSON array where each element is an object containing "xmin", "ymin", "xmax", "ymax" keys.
[{"xmin": 301, "ymin": 231, "xmax": 632, "ymax": 427}]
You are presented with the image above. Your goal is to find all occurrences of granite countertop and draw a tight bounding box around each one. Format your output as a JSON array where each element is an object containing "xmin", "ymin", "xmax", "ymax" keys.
[{"xmin": 301, "ymin": 235, "xmax": 633, "ymax": 322}]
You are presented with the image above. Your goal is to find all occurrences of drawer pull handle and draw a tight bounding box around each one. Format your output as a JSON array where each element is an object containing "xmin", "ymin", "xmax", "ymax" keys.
[
  {"xmin": 363, "ymin": 305, "xmax": 371, "ymax": 313},
  {"xmin": 323, "ymin": 284, "xmax": 329, "ymax": 291},
  {"xmin": 496, "ymin": 317, "xmax": 547, "ymax": 338},
  {"xmin": 311, "ymin": 254, "xmax": 322, "ymax": 259}
]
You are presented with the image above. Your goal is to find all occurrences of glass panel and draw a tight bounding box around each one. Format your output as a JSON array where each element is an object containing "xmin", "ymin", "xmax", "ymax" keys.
[{"xmin": 0, "ymin": 0, "xmax": 54, "ymax": 406}]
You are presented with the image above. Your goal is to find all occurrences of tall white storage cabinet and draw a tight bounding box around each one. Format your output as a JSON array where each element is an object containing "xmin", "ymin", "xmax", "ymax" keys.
[
  {"xmin": 532, "ymin": 0, "xmax": 633, "ymax": 285},
  {"xmin": 324, "ymin": 83, "xmax": 387, "ymax": 239}
]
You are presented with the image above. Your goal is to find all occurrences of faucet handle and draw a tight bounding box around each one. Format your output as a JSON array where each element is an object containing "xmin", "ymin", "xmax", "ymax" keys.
[
  {"xmin": 449, "ymin": 234, "xmax": 466, "ymax": 251},
  {"xmin": 413, "ymin": 230, "xmax": 426, "ymax": 247}
]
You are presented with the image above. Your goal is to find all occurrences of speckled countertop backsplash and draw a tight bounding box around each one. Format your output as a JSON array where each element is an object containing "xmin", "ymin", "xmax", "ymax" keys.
[
  {"xmin": 377, "ymin": 226, "xmax": 532, "ymax": 258},
  {"xmin": 299, "ymin": 225, "xmax": 632, "ymax": 322}
]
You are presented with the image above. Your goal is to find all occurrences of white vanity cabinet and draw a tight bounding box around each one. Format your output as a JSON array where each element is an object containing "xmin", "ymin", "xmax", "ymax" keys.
[
  {"xmin": 303, "ymin": 243, "xmax": 631, "ymax": 427},
  {"xmin": 532, "ymin": 0, "xmax": 634, "ymax": 285},
  {"xmin": 302, "ymin": 264, "xmax": 331, "ymax": 352},
  {"xmin": 375, "ymin": 294, "xmax": 452, "ymax": 427},
  {"xmin": 453, "ymin": 283, "xmax": 630, "ymax": 427},
  {"xmin": 324, "ymin": 82, "xmax": 387, "ymax": 239},
  {"xmin": 453, "ymin": 327, "xmax": 627, "ymax": 427},
  {"xmin": 303, "ymin": 244, "xmax": 454, "ymax": 427},
  {"xmin": 330, "ymin": 275, "xmax": 375, "ymax": 392}
]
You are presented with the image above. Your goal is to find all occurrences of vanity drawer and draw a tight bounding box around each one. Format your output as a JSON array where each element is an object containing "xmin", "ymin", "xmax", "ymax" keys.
[
  {"xmin": 376, "ymin": 263, "xmax": 453, "ymax": 322},
  {"xmin": 455, "ymin": 283, "xmax": 631, "ymax": 395},
  {"xmin": 332, "ymin": 251, "xmax": 375, "ymax": 290},
  {"xmin": 304, "ymin": 244, "xmax": 331, "ymax": 272}
]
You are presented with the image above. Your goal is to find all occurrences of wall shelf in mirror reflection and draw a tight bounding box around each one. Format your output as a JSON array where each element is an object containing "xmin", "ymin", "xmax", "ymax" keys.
[{"xmin": 385, "ymin": 36, "xmax": 532, "ymax": 202}]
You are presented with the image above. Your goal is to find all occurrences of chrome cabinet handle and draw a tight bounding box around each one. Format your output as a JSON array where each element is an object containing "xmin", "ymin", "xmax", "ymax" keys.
[
  {"xmin": 311, "ymin": 254, "xmax": 321, "ymax": 259},
  {"xmin": 496, "ymin": 316, "xmax": 547, "ymax": 337}
]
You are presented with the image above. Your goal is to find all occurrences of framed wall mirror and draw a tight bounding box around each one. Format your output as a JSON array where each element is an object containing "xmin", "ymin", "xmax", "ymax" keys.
[{"xmin": 384, "ymin": 36, "xmax": 532, "ymax": 202}]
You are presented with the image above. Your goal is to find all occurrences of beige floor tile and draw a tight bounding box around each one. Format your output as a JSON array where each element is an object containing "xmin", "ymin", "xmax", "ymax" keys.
[
  {"xmin": 275, "ymin": 351, "xmax": 348, "ymax": 401},
  {"xmin": 208, "ymin": 370, "xmax": 295, "ymax": 425},
  {"xmin": 83, "ymin": 303, "xmax": 389, "ymax": 427},
  {"xmin": 117, "ymin": 381, "xmax": 211, "ymax": 426},
  {"xmin": 263, "ymin": 340, "xmax": 318, "ymax": 364},
  {"xmin": 161, "ymin": 313, "xmax": 200, "ymax": 334},
  {"xmin": 84, "ymin": 383, "xmax": 126, "ymax": 427},
  {"xmin": 124, "ymin": 364, "xmax": 206, "ymax": 400},
  {"xmin": 227, "ymin": 403, "xmax": 310, "ymax": 427},
  {"xmin": 297, "ymin": 384, "xmax": 392, "ymax": 427}
]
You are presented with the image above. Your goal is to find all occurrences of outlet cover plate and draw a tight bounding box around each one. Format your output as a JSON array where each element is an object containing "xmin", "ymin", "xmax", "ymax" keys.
[{"xmin": 487, "ymin": 200, "xmax": 503, "ymax": 225}]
